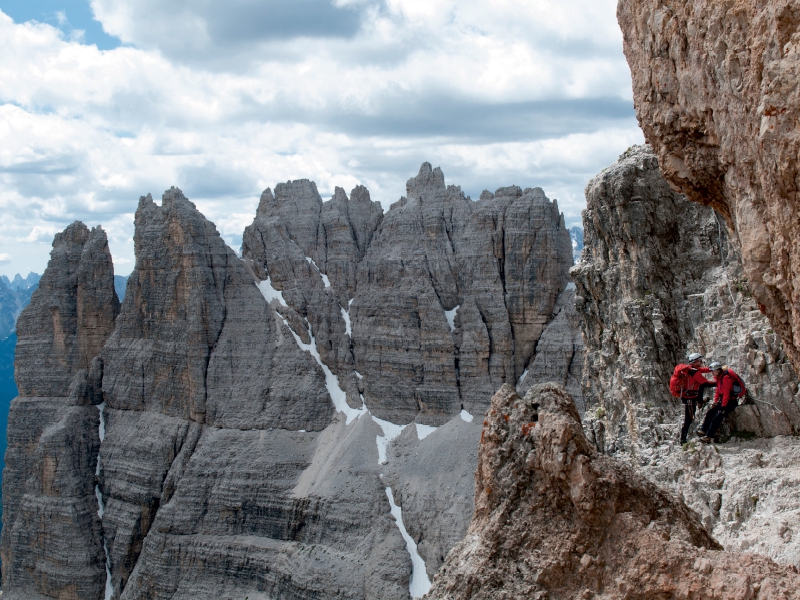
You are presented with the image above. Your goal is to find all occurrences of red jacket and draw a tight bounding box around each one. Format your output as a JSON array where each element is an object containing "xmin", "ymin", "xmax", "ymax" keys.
[
  {"xmin": 681, "ymin": 367, "xmax": 713, "ymax": 399},
  {"xmin": 714, "ymin": 369, "xmax": 744, "ymax": 408}
]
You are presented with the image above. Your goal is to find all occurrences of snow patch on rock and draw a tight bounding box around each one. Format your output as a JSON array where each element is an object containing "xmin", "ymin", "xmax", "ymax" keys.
[
  {"xmin": 94, "ymin": 401, "xmax": 113, "ymax": 600},
  {"xmin": 258, "ymin": 280, "xmax": 366, "ymax": 424},
  {"xmin": 386, "ymin": 487, "xmax": 432, "ymax": 599},
  {"xmin": 444, "ymin": 306, "xmax": 459, "ymax": 332},
  {"xmin": 306, "ymin": 257, "xmax": 331, "ymax": 288},
  {"xmin": 373, "ymin": 416, "xmax": 406, "ymax": 464},
  {"xmin": 341, "ymin": 305, "xmax": 351, "ymax": 336},
  {"xmin": 257, "ymin": 277, "xmax": 287, "ymax": 307}
]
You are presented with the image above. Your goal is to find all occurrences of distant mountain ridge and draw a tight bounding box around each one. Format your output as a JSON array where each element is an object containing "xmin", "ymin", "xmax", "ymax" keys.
[
  {"xmin": 0, "ymin": 273, "xmax": 40, "ymax": 293},
  {"xmin": 0, "ymin": 273, "xmax": 40, "ymax": 340}
]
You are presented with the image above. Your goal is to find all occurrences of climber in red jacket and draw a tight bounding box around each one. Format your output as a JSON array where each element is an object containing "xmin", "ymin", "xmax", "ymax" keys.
[
  {"xmin": 672, "ymin": 353, "xmax": 716, "ymax": 445},
  {"xmin": 698, "ymin": 362, "xmax": 747, "ymax": 443}
]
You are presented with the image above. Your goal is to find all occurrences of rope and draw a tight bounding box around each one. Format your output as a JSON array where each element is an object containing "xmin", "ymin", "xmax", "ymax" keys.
[{"xmin": 748, "ymin": 395, "xmax": 787, "ymax": 415}]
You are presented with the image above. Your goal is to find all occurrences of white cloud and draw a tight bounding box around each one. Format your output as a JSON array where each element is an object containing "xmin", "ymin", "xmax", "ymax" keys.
[
  {"xmin": 0, "ymin": 1, "xmax": 642, "ymax": 278},
  {"xmin": 0, "ymin": 253, "xmax": 10, "ymax": 264},
  {"xmin": 22, "ymin": 226, "xmax": 61, "ymax": 243}
]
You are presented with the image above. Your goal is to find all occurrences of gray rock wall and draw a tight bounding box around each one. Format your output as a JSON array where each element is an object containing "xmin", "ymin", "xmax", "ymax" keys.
[
  {"xmin": 244, "ymin": 163, "xmax": 573, "ymax": 425},
  {"xmin": 2, "ymin": 223, "xmax": 119, "ymax": 599},
  {"xmin": 572, "ymin": 146, "xmax": 800, "ymax": 457}
]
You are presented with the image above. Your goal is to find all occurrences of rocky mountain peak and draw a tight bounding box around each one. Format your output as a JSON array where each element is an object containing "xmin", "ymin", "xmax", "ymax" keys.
[
  {"xmin": 3, "ymin": 220, "xmax": 118, "ymax": 598},
  {"xmin": 3, "ymin": 161, "xmax": 575, "ymax": 600},
  {"xmin": 14, "ymin": 221, "xmax": 118, "ymax": 398},
  {"xmin": 406, "ymin": 161, "xmax": 447, "ymax": 201},
  {"xmin": 161, "ymin": 186, "xmax": 196, "ymax": 209}
]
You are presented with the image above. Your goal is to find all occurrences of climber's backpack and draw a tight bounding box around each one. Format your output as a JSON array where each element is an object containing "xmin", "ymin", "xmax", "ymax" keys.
[
  {"xmin": 723, "ymin": 368, "xmax": 747, "ymax": 399},
  {"xmin": 669, "ymin": 364, "xmax": 691, "ymax": 397}
]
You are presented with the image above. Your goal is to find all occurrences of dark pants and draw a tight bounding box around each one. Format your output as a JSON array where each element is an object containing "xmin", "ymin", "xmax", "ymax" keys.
[
  {"xmin": 700, "ymin": 402, "xmax": 737, "ymax": 438},
  {"xmin": 680, "ymin": 383, "xmax": 715, "ymax": 443},
  {"xmin": 681, "ymin": 400, "xmax": 702, "ymax": 443}
]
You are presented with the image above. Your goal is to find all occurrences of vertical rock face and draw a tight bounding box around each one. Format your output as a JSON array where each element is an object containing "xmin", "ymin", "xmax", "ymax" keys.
[
  {"xmin": 102, "ymin": 188, "xmax": 334, "ymax": 430},
  {"xmin": 426, "ymin": 383, "xmax": 800, "ymax": 600},
  {"xmin": 15, "ymin": 223, "xmax": 119, "ymax": 398},
  {"xmin": 571, "ymin": 146, "xmax": 800, "ymax": 457},
  {"xmin": 617, "ymin": 0, "xmax": 800, "ymax": 379},
  {"xmin": 517, "ymin": 287, "xmax": 584, "ymax": 414},
  {"xmin": 98, "ymin": 188, "xmax": 342, "ymax": 597},
  {"xmin": 244, "ymin": 163, "xmax": 573, "ymax": 425},
  {"xmin": 2, "ymin": 223, "xmax": 119, "ymax": 599}
]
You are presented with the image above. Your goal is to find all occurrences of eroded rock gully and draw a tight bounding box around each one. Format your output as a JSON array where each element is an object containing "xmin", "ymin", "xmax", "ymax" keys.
[
  {"xmin": 618, "ymin": 0, "xmax": 800, "ymax": 378},
  {"xmin": 426, "ymin": 384, "xmax": 800, "ymax": 600},
  {"xmin": 2, "ymin": 165, "xmax": 575, "ymax": 599}
]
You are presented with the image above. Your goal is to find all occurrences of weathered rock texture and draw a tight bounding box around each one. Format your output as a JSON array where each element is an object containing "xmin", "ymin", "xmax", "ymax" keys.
[
  {"xmin": 518, "ymin": 286, "xmax": 584, "ymax": 414},
  {"xmin": 2, "ymin": 223, "xmax": 119, "ymax": 599},
  {"xmin": 618, "ymin": 0, "xmax": 800, "ymax": 379},
  {"xmin": 426, "ymin": 383, "xmax": 800, "ymax": 600},
  {"xmin": 244, "ymin": 163, "xmax": 574, "ymax": 425},
  {"xmin": 644, "ymin": 435, "xmax": 800, "ymax": 570},
  {"xmin": 3, "ymin": 165, "xmax": 575, "ymax": 599},
  {"xmin": 15, "ymin": 223, "xmax": 119, "ymax": 398},
  {"xmin": 571, "ymin": 146, "xmax": 800, "ymax": 457}
]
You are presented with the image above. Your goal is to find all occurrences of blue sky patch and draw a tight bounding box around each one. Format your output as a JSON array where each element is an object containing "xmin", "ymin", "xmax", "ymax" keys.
[{"xmin": 0, "ymin": 0, "xmax": 120, "ymax": 49}]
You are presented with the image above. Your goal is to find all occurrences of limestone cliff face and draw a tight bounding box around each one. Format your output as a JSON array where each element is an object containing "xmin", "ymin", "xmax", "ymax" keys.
[
  {"xmin": 15, "ymin": 223, "xmax": 119, "ymax": 398},
  {"xmin": 571, "ymin": 146, "xmax": 800, "ymax": 457},
  {"xmin": 3, "ymin": 165, "xmax": 573, "ymax": 600},
  {"xmin": 426, "ymin": 383, "xmax": 800, "ymax": 600},
  {"xmin": 617, "ymin": 0, "xmax": 800, "ymax": 379},
  {"xmin": 244, "ymin": 163, "xmax": 574, "ymax": 425},
  {"xmin": 2, "ymin": 223, "xmax": 119, "ymax": 599}
]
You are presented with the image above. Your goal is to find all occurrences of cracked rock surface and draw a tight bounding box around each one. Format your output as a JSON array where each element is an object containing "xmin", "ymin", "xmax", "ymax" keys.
[
  {"xmin": 2, "ymin": 222, "xmax": 119, "ymax": 599},
  {"xmin": 618, "ymin": 0, "xmax": 800, "ymax": 378},
  {"xmin": 572, "ymin": 146, "xmax": 800, "ymax": 457}
]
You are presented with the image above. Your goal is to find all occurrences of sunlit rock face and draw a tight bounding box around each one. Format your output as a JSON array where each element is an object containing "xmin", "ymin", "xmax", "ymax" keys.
[
  {"xmin": 618, "ymin": 0, "xmax": 800, "ymax": 378},
  {"xmin": 2, "ymin": 164, "xmax": 575, "ymax": 600}
]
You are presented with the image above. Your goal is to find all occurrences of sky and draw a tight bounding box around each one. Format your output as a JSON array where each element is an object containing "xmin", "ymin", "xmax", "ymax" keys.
[{"xmin": 0, "ymin": 0, "xmax": 643, "ymax": 278}]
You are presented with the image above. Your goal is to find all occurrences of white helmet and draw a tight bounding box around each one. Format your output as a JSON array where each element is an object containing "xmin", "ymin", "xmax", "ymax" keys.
[
  {"xmin": 687, "ymin": 353, "xmax": 703, "ymax": 362},
  {"xmin": 708, "ymin": 361, "xmax": 722, "ymax": 371}
]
